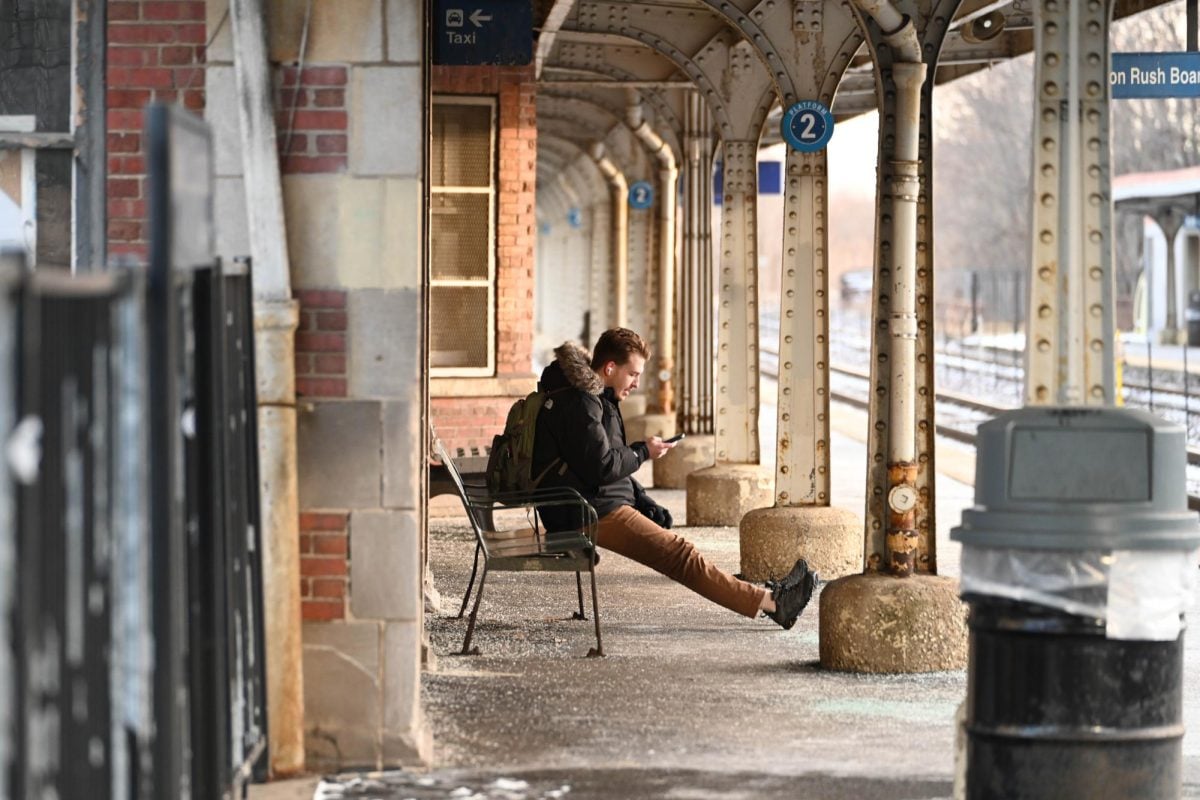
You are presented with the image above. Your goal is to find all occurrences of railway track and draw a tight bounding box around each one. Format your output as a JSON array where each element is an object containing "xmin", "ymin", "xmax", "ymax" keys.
[{"xmin": 760, "ymin": 345, "xmax": 1200, "ymax": 508}]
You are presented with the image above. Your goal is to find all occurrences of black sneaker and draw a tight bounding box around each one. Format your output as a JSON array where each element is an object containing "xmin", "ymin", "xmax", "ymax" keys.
[{"xmin": 765, "ymin": 558, "xmax": 819, "ymax": 630}]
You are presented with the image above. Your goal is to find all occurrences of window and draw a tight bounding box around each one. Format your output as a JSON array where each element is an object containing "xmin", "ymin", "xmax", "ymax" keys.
[
  {"xmin": 430, "ymin": 97, "xmax": 496, "ymax": 376},
  {"xmin": 0, "ymin": 7, "xmax": 104, "ymax": 270}
]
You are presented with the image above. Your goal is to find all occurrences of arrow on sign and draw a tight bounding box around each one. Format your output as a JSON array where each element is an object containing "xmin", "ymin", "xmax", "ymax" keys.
[{"xmin": 469, "ymin": 9, "xmax": 492, "ymax": 26}]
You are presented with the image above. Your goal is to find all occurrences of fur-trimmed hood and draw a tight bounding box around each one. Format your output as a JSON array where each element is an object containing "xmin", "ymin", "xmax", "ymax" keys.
[{"xmin": 539, "ymin": 341, "xmax": 603, "ymax": 395}]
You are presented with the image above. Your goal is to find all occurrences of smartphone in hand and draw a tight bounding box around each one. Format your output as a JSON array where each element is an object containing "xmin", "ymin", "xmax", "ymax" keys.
[{"xmin": 664, "ymin": 433, "xmax": 686, "ymax": 444}]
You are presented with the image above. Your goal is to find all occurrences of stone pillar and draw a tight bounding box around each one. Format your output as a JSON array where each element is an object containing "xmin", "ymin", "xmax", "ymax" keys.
[{"xmin": 253, "ymin": 299, "xmax": 306, "ymax": 774}]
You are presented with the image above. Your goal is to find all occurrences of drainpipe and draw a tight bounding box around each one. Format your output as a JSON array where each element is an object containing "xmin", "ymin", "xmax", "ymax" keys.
[
  {"xmin": 626, "ymin": 91, "xmax": 678, "ymax": 414},
  {"xmin": 590, "ymin": 142, "xmax": 629, "ymax": 329},
  {"xmin": 852, "ymin": 1, "xmax": 925, "ymax": 577},
  {"xmin": 230, "ymin": 0, "xmax": 306, "ymax": 774}
]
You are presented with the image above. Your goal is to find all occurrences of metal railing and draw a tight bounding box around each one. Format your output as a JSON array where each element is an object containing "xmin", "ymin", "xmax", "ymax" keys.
[{"xmin": 2, "ymin": 105, "xmax": 267, "ymax": 800}]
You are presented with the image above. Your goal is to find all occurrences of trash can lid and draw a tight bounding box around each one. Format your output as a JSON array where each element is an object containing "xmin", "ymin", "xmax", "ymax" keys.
[{"xmin": 950, "ymin": 406, "xmax": 1200, "ymax": 550}]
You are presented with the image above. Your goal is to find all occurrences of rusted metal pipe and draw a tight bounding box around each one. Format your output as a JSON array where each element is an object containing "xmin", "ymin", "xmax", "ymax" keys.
[
  {"xmin": 626, "ymin": 91, "xmax": 678, "ymax": 414},
  {"xmin": 851, "ymin": 1, "xmax": 925, "ymax": 576},
  {"xmin": 589, "ymin": 142, "xmax": 629, "ymax": 328}
]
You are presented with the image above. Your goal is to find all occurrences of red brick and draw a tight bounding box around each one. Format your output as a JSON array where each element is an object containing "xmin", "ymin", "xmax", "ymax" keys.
[
  {"xmin": 296, "ymin": 289, "xmax": 346, "ymax": 309},
  {"xmin": 295, "ymin": 331, "xmax": 345, "ymax": 352},
  {"xmin": 171, "ymin": 67, "xmax": 204, "ymax": 88},
  {"xmin": 108, "ymin": 178, "xmax": 141, "ymax": 198},
  {"xmin": 314, "ymin": 354, "xmax": 346, "ymax": 374},
  {"xmin": 278, "ymin": 134, "xmax": 309, "ymax": 155},
  {"xmin": 108, "ymin": 88, "xmax": 153, "ymax": 109},
  {"xmin": 108, "ymin": 156, "xmax": 146, "ymax": 175},
  {"xmin": 109, "ymin": 1, "xmax": 141, "ymax": 20},
  {"xmin": 108, "ymin": 24, "xmax": 181, "ymax": 45},
  {"xmin": 300, "ymin": 577, "xmax": 311, "ymax": 596},
  {"xmin": 302, "ymin": 600, "xmax": 344, "ymax": 621},
  {"xmin": 312, "ymin": 579, "xmax": 345, "ymax": 598},
  {"xmin": 290, "ymin": 110, "xmax": 347, "ymax": 130},
  {"xmin": 282, "ymin": 155, "xmax": 347, "ymax": 174},
  {"xmin": 278, "ymin": 88, "xmax": 310, "ymax": 108},
  {"xmin": 316, "ymin": 134, "xmax": 347, "ymax": 154},
  {"xmin": 143, "ymin": 1, "xmax": 206, "ymax": 21},
  {"xmin": 294, "ymin": 353, "xmax": 312, "ymax": 374},
  {"xmin": 108, "ymin": 132, "xmax": 141, "ymax": 153},
  {"xmin": 161, "ymin": 45, "xmax": 198, "ymax": 65},
  {"xmin": 316, "ymin": 310, "xmax": 347, "ymax": 331},
  {"xmin": 107, "ymin": 199, "xmax": 146, "ymax": 219},
  {"xmin": 312, "ymin": 534, "xmax": 347, "ymax": 556},
  {"xmin": 108, "ymin": 220, "xmax": 144, "ymax": 241},
  {"xmin": 107, "ymin": 46, "xmax": 151, "ymax": 66},
  {"xmin": 299, "ymin": 534, "xmax": 313, "ymax": 554},
  {"xmin": 107, "ymin": 109, "xmax": 144, "ymax": 130},
  {"xmin": 300, "ymin": 512, "xmax": 348, "ymax": 531},
  {"xmin": 299, "ymin": 66, "xmax": 348, "ymax": 86},
  {"xmin": 296, "ymin": 377, "xmax": 347, "ymax": 398},
  {"xmin": 301, "ymin": 557, "xmax": 347, "ymax": 577},
  {"xmin": 182, "ymin": 89, "xmax": 204, "ymax": 111},
  {"xmin": 175, "ymin": 24, "xmax": 206, "ymax": 44},
  {"xmin": 313, "ymin": 89, "xmax": 344, "ymax": 107}
]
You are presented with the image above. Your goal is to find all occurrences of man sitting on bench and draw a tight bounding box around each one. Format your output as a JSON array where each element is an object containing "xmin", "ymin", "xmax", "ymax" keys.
[{"xmin": 531, "ymin": 327, "xmax": 818, "ymax": 630}]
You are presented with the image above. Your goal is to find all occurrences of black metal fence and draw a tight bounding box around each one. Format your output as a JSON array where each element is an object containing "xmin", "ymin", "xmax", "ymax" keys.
[{"xmin": 1, "ymin": 106, "xmax": 267, "ymax": 799}]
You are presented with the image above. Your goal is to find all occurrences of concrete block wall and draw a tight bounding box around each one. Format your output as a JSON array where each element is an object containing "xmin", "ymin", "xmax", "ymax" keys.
[
  {"xmin": 429, "ymin": 64, "xmax": 538, "ymax": 453},
  {"xmin": 203, "ymin": 0, "xmax": 430, "ymax": 771}
]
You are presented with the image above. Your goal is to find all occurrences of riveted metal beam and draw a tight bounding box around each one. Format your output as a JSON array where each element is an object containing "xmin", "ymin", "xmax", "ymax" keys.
[
  {"xmin": 679, "ymin": 91, "xmax": 717, "ymax": 435},
  {"xmin": 854, "ymin": 0, "xmax": 960, "ymax": 576},
  {"xmin": 698, "ymin": 0, "xmax": 863, "ymax": 506},
  {"xmin": 572, "ymin": 2, "xmax": 778, "ymax": 464},
  {"xmin": 1024, "ymin": 0, "xmax": 1117, "ymax": 405}
]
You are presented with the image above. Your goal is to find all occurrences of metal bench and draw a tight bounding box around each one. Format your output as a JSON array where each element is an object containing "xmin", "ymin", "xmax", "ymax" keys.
[{"xmin": 431, "ymin": 432, "xmax": 604, "ymax": 657}]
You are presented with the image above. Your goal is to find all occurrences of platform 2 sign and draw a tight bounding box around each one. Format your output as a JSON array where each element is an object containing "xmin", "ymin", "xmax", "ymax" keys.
[
  {"xmin": 432, "ymin": 0, "xmax": 532, "ymax": 66},
  {"xmin": 781, "ymin": 100, "xmax": 835, "ymax": 153},
  {"xmin": 629, "ymin": 181, "xmax": 654, "ymax": 210},
  {"xmin": 1111, "ymin": 52, "xmax": 1200, "ymax": 98}
]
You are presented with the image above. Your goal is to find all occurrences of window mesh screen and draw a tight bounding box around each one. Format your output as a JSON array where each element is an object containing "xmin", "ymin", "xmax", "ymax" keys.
[
  {"xmin": 430, "ymin": 286, "xmax": 490, "ymax": 368},
  {"xmin": 431, "ymin": 193, "xmax": 490, "ymax": 280},
  {"xmin": 432, "ymin": 104, "xmax": 491, "ymax": 187}
]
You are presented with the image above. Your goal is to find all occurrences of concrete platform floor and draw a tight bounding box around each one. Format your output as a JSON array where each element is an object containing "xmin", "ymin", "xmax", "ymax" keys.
[{"xmin": 254, "ymin": 403, "xmax": 1200, "ymax": 799}]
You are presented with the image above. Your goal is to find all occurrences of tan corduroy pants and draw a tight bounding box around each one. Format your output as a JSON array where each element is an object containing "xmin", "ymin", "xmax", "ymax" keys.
[{"xmin": 595, "ymin": 505, "xmax": 766, "ymax": 618}]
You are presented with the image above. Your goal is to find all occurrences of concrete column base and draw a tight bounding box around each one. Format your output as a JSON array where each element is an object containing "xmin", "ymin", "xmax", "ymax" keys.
[
  {"xmin": 738, "ymin": 505, "xmax": 861, "ymax": 582},
  {"xmin": 653, "ymin": 434, "xmax": 714, "ymax": 489},
  {"xmin": 819, "ymin": 573, "xmax": 968, "ymax": 673},
  {"xmin": 685, "ymin": 463, "xmax": 772, "ymax": 527},
  {"xmin": 624, "ymin": 412, "xmax": 675, "ymax": 444},
  {"xmin": 622, "ymin": 394, "xmax": 648, "ymax": 418}
]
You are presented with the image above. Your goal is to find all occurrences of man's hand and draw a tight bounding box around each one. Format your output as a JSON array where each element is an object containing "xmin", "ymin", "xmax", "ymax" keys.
[{"xmin": 646, "ymin": 435, "xmax": 676, "ymax": 459}]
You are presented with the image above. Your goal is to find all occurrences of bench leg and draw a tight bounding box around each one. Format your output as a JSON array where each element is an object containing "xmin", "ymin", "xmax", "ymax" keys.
[
  {"xmin": 460, "ymin": 565, "xmax": 488, "ymax": 656},
  {"xmin": 457, "ymin": 542, "xmax": 482, "ymax": 619},
  {"xmin": 586, "ymin": 562, "xmax": 604, "ymax": 658},
  {"xmin": 571, "ymin": 572, "xmax": 587, "ymax": 620}
]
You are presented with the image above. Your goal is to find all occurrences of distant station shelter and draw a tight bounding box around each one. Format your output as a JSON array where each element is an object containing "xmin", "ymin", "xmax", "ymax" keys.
[{"xmin": 1114, "ymin": 166, "xmax": 1200, "ymax": 341}]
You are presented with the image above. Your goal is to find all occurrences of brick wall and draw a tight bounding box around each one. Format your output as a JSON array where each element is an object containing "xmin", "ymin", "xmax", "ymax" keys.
[
  {"xmin": 277, "ymin": 65, "xmax": 348, "ymax": 175},
  {"xmin": 295, "ymin": 289, "xmax": 348, "ymax": 398},
  {"xmin": 431, "ymin": 65, "xmax": 536, "ymax": 377},
  {"xmin": 107, "ymin": 1, "xmax": 207, "ymax": 258},
  {"xmin": 430, "ymin": 396, "xmax": 515, "ymax": 453},
  {"xmin": 298, "ymin": 512, "xmax": 349, "ymax": 621}
]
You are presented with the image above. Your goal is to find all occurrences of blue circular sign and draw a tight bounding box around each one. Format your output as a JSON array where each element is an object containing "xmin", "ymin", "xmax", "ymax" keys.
[
  {"xmin": 566, "ymin": 207, "xmax": 582, "ymax": 229},
  {"xmin": 628, "ymin": 181, "xmax": 655, "ymax": 210},
  {"xmin": 781, "ymin": 100, "xmax": 834, "ymax": 152}
]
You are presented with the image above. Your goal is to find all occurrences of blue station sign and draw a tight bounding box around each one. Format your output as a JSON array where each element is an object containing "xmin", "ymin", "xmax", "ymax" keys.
[
  {"xmin": 432, "ymin": 0, "xmax": 532, "ymax": 66},
  {"xmin": 781, "ymin": 100, "xmax": 835, "ymax": 153},
  {"xmin": 1111, "ymin": 52, "xmax": 1200, "ymax": 98},
  {"xmin": 567, "ymin": 207, "xmax": 583, "ymax": 229},
  {"xmin": 629, "ymin": 181, "xmax": 655, "ymax": 210}
]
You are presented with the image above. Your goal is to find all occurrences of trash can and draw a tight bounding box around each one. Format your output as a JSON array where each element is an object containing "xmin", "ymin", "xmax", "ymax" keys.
[
  {"xmin": 1187, "ymin": 290, "xmax": 1200, "ymax": 347},
  {"xmin": 951, "ymin": 407, "xmax": 1200, "ymax": 800}
]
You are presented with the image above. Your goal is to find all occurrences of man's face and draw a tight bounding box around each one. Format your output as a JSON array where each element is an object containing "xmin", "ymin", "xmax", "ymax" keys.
[{"xmin": 601, "ymin": 354, "xmax": 644, "ymax": 400}]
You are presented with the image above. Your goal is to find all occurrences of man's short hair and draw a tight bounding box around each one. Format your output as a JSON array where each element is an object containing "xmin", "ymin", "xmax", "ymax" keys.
[{"xmin": 590, "ymin": 328, "xmax": 650, "ymax": 370}]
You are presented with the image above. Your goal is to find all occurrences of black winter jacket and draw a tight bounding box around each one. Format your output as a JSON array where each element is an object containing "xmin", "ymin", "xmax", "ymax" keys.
[{"xmin": 532, "ymin": 342, "xmax": 650, "ymax": 530}]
